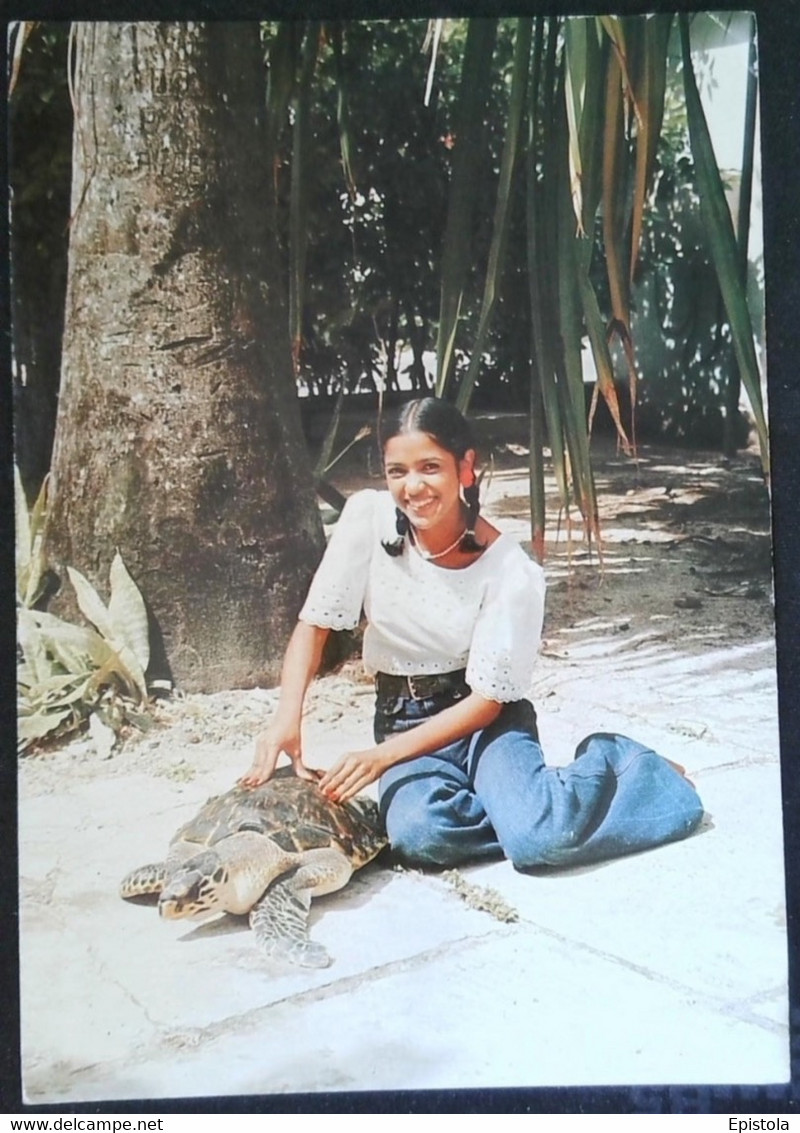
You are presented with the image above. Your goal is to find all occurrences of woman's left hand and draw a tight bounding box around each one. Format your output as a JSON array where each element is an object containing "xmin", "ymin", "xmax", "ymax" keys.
[{"xmin": 318, "ymin": 748, "xmax": 389, "ymax": 804}]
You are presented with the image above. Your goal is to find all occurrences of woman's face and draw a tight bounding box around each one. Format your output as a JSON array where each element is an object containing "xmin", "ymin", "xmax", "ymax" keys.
[{"xmin": 383, "ymin": 430, "xmax": 474, "ymax": 533}]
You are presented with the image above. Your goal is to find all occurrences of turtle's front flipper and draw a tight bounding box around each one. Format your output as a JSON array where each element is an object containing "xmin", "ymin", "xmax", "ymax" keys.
[
  {"xmin": 249, "ymin": 848, "xmax": 354, "ymax": 968},
  {"xmin": 120, "ymin": 863, "xmax": 168, "ymax": 899},
  {"xmin": 250, "ymin": 880, "xmax": 330, "ymax": 967}
]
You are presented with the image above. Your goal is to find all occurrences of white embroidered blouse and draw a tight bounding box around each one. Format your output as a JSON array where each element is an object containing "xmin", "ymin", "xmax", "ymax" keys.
[{"xmin": 299, "ymin": 490, "xmax": 546, "ymax": 703}]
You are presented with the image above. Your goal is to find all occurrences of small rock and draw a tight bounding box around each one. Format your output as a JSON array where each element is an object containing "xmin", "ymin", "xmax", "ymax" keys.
[
  {"xmin": 88, "ymin": 713, "xmax": 116, "ymax": 760},
  {"xmin": 667, "ymin": 720, "xmax": 709, "ymax": 740}
]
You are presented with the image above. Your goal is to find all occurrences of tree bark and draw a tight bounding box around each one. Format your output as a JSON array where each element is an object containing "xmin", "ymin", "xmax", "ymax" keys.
[
  {"xmin": 9, "ymin": 25, "xmax": 72, "ymax": 499},
  {"xmin": 45, "ymin": 22, "xmax": 325, "ymax": 692}
]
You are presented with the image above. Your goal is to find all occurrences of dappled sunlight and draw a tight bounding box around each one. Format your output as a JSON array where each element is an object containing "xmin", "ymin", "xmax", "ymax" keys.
[
  {"xmin": 544, "ymin": 624, "xmax": 775, "ymax": 676},
  {"xmin": 479, "ymin": 441, "xmax": 778, "ymax": 668},
  {"xmin": 546, "ymin": 564, "xmax": 650, "ymax": 580}
]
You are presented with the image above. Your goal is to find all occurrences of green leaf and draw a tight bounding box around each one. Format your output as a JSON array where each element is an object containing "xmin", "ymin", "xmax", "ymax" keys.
[
  {"xmin": 17, "ymin": 608, "xmax": 53, "ymax": 687},
  {"xmin": 555, "ymin": 70, "xmax": 600, "ymax": 543},
  {"xmin": 24, "ymin": 607, "xmax": 105, "ymax": 660},
  {"xmin": 679, "ymin": 14, "xmax": 768, "ymax": 473},
  {"xmin": 574, "ymin": 237, "xmax": 631, "ymax": 451},
  {"xmin": 563, "ymin": 18, "xmax": 586, "ymax": 230},
  {"xmin": 66, "ymin": 563, "xmax": 148, "ymax": 700},
  {"xmin": 289, "ymin": 22, "xmax": 321, "ymax": 373},
  {"xmin": 67, "ymin": 565, "xmax": 115, "ymax": 641},
  {"xmin": 629, "ymin": 14, "xmax": 672, "ymax": 284},
  {"xmin": 600, "ymin": 39, "xmax": 641, "ymax": 426},
  {"xmin": 525, "ymin": 16, "xmax": 552, "ymax": 561},
  {"xmin": 23, "ymin": 670, "xmax": 92, "ymax": 703},
  {"xmin": 435, "ymin": 18, "xmax": 499, "ymax": 399},
  {"xmin": 331, "ymin": 23, "xmax": 357, "ymax": 197},
  {"xmin": 25, "ymin": 473, "xmax": 50, "ymax": 607},
  {"xmin": 527, "ymin": 17, "xmax": 572, "ymax": 522},
  {"xmin": 108, "ymin": 552, "xmax": 150, "ymax": 672},
  {"xmin": 577, "ymin": 20, "xmax": 607, "ymax": 231},
  {"xmin": 14, "ymin": 464, "xmax": 31, "ymax": 603},
  {"xmin": 457, "ymin": 18, "xmax": 532, "ymax": 414},
  {"xmin": 8, "ymin": 21, "xmax": 37, "ymax": 97},
  {"xmin": 601, "ymin": 48, "xmax": 628, "ymax": 333},
  {"xmin": 17, "ymin": 707, "xmax": 74, "ymax": 752}
]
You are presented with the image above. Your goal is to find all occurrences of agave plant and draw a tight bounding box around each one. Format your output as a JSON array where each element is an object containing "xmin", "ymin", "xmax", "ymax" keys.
[{"xmin": 16, "ymin": 480, "xmax": 152, "ymax": 752}]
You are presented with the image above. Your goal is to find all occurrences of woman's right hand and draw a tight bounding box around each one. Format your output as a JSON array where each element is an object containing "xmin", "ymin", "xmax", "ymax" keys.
[{"xmin": 239, "ymin": 719, "xmax": 320, "ymax": 788}]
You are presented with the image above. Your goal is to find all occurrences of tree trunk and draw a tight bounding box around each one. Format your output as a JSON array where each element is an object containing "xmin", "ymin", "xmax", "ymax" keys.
[
  {"xmin": 9, "ymin": 24, "xmax": 72, "ymax": 499},
  {"xmin": 45, "ymin": 22, "xmax": 325, "ymax": 693}
]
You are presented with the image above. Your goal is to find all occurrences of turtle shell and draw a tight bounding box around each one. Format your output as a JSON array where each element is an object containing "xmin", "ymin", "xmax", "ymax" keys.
[{"xmin": 171, "ymin": 766, "xmax": 386, "ymax": 868}]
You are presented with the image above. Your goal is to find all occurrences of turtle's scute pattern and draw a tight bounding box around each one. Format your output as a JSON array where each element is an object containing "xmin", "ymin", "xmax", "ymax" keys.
[{"xmin": 172, "ymin": 770, "xmax": 385, "ymax": 866}]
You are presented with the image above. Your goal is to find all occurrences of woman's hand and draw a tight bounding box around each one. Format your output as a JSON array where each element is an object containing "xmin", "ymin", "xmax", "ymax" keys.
[
  {"xmin": 239, "ymin": 718, "xmax": 320, "ymax": 788},
  {"xmin": 318, "ymin": 747, "xmax": 390, "ymax": 803},
  {"xmin": 239, "ymin": 621, "xmax": 332, "ymax": 788}
]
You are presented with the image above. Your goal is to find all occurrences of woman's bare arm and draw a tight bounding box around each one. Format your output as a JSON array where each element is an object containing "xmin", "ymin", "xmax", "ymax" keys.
[
  {"xmin": 240, "ymin": 621, "xmax": 331, "ymax": 786},
  {"xmin": 317, "ymin": 691, "xmax": 504, "ymax": 802}
]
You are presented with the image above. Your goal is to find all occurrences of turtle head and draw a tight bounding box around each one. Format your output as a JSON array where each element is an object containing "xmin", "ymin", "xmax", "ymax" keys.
[{"xmin": 158, "ymin": 850, "xmax": 230, "ymax": 921}]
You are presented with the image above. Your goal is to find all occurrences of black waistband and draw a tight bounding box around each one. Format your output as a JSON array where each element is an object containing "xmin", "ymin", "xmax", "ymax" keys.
[{"xmin": 375, "ymin": 669, "xmax": 469, "ymax": 701}]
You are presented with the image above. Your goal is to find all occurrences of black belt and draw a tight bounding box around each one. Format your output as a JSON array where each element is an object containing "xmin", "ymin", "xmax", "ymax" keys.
[{"xmin": 375, "ymin": 669, "xmax": 469, "ymax": 701}]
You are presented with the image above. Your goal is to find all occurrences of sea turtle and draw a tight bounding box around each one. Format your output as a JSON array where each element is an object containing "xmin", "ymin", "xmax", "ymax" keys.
[{"xmin": 119, "ymin": 767, "xmax": 388, "ymax": 968}]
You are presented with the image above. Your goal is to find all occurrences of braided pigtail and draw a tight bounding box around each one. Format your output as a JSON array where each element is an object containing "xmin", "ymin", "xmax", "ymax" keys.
[
  {"xmin": 459, "ymin": 480, "xmax": 486, "ymax": 553},
  {"xmin": 381, "ymin": 507, "xmax": 409, "ymax": 556}
]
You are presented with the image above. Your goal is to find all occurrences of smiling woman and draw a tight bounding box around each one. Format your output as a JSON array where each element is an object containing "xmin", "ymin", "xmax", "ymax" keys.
[
  {"xmin": 241, "ymin": 397, "xmax": 704, "ymax": 872},
  {"xmin": 380, "ymin": 397, "xmax": 493, "ymax": 562}
]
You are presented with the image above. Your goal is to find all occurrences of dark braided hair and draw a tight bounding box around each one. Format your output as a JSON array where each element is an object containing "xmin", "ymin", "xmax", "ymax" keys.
[
  {"xmin": 383, "ymin": 505, "xmax": 411, "ymax": 557},
  {"xmin": 380, "ymin": 398, "xmax": 486, "ymax": 557}
]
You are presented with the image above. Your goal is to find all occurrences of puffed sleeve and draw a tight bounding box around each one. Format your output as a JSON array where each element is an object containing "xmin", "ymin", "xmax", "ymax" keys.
[
  {"xmin": 466, "ymin": 547, "xmax": 546, "ymax": 702},
  {"xmin": 298, "ymin": 489, "xmax": 377, "ymax": 631}
]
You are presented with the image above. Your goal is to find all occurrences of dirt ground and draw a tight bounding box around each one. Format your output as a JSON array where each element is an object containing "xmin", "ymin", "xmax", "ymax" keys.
[{"xmin": 16, "ymin": 426, "xmax": 785, "ymax": 1104}]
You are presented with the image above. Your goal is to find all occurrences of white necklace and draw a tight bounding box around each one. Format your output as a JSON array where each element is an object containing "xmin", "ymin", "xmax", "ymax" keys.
[{"xmin": 410, "ymin": 527, "xmax": 467, "ymax": 561}]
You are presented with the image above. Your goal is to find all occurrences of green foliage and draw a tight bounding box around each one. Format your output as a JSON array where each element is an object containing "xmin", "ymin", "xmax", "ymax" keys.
[
  {"xmin": 442, "ymin": 14, "xmax": 766, "ymax": 550},
  {"xmin": 16, "ymin": 473, "xmax": 152, "ymax": 753},
  {"xmin": 12, "ymin": 17, "xmax": 768, "ymax": 572},
  {"xmin": 455, "ymin": 18, "xmax": 531, "ymax": 414},
  {"xmin": 264, "ymin": 19, "xmax": 472, "ymax": 398},
  {"xmin": 15, "ymin": 464, "xmax": 49, "ymax": 608},
  {"xmin": 435, "ymin": 18, "xmax": 499, "ymax": 398},
  {"xmin": 679, "ymin": 14, "xmax": 767, "ymax": 471}
]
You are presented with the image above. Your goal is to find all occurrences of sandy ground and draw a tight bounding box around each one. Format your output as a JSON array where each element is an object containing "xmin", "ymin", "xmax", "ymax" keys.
[{"xmin": 17, "ymin": 435, "xmax": 788, "ymax": 1105}]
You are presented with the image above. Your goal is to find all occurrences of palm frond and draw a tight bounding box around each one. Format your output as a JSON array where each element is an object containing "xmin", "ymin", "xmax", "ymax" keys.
[{"xmin": 679, "ymin": 14, "xmax": 768, "ymax": 473}]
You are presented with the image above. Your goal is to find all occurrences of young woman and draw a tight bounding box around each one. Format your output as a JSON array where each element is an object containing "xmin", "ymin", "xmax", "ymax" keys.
[{"xmin": 241, "ymin": 398, "xmax": 703, "ymax": 869}]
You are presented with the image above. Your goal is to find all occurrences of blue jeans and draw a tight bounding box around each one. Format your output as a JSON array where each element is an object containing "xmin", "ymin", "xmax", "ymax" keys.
[{"xmin": 376, "ymin": 691, "xmax": 705, "ymax": 870}]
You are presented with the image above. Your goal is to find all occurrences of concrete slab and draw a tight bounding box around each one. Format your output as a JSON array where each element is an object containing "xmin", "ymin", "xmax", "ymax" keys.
[
  {"xmin": 461, "ymin": 765, "xmax": 786, "ymax": 1004},
  {"xmin": 23, "ymin": 924, "xmax": 788, "ymax": 1103}
]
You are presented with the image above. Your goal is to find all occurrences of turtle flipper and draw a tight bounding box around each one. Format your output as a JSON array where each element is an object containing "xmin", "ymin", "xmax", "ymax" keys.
[
  {"xmin": 120, "ymin": 862, "xmax": 168, "ymax": 898},
  {"xmin": 250, "ymin": 880, "xmax": 330, "ymax": 967},
  {"xmin": 249, "ymin": 848, "xmax": 354, "ymax": 968}
]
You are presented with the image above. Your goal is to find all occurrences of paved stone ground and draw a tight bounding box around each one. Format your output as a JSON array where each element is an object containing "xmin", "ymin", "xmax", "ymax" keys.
[
  {"xmin": 17, "ymin": 445, "xmax": 789, "ymax": 1104},
  {"xmin": 18, "ymin": 627, "xmax": 787, "ymax": 1103}
]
